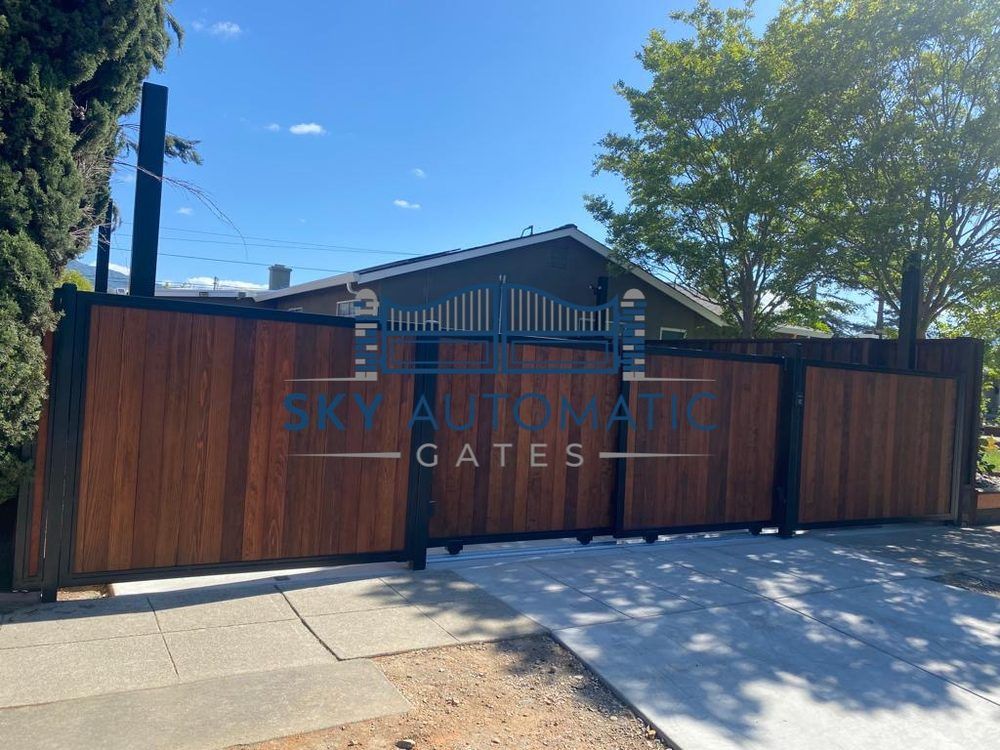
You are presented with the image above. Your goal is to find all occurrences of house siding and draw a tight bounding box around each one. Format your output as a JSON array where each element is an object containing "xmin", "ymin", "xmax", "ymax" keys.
[{"xmin": 261, "ymin": 236, "xmax": 723, "ymax": 338}]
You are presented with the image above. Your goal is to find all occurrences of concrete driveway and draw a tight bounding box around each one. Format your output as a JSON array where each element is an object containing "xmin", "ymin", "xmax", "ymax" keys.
[
  {"xmin": 1, "ymin": 524, "xmax": 997, "ymax": 749},
  {"xmin": 443, "ymin": 525, "xmax": 1000, "ymax": 750}
]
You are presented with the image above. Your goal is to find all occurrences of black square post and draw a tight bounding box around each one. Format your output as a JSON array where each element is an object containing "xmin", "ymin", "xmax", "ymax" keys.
[
  {"xmin": 405, "ymin": 341, "xmax": 438, "ymax": 569},
  {"xmin": 777, "ymin": 348, "xmax": 806, "ymax": 538},
  {"xmin": 129, "ymin": 82, "xmax": 168, "ymax": 297},
  {"xmin": 94, "ymin": 203, "xmax": 113, "ymax": 293}
]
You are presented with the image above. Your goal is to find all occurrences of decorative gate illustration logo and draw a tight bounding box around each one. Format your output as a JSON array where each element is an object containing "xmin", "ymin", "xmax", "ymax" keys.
[
  {"xmin": 347, "ymin": 282, "xmax": 648, "ymax": 379},
  {"xmin": 284, "ymin": 282, "xmax": 717, "ymax": 463}
]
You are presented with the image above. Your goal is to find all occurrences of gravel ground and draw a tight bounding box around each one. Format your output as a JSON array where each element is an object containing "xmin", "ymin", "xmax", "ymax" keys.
[{"xmin": 232, "ymin": 635, "xmax": 668, "ymax": 750}]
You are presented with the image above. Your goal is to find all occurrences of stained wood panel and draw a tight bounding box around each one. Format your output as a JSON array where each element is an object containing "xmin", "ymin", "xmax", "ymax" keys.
[
  {"xmin": 429, "ymin": 341, "xmax": 618, "ymax": 539},
  {"xmin": 622, "ymin": 353, "xmax": 782, "ymax": 530},
  {"xmin": 71, "ymin": 305, "xmax": 415, "ymax": 574},
  {"xmin": 799, "ymin": 366, "xmax": 957, "ymax": 523},
  {"xmin": 669, "ymin": 337, "xmax": 982, "ymax": 487}
]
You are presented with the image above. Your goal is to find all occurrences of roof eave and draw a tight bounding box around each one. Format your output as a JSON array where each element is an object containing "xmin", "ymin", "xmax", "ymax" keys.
[
  {"xmin": 252, "ymin": 271, "xmax": 358, "ymax": 302},
  {"xmin": 563, "ymin": 228, "xmax": 726, "ymax": 327}
]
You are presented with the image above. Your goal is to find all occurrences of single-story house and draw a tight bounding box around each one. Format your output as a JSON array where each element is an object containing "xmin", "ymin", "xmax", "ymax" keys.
[{"xmin": 253, "ymin": 225, "xmax": 829, "ymax": 340}]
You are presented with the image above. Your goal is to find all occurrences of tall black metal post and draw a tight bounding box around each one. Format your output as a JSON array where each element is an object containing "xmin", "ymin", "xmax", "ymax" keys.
[
  {"xmin": 94, "ymin": 203, "xmax": 113, "ymax": 293},
  {"xmin": 129, "ymin": 82, "xmax": 168, "ymax": 297},
  {"xmin": 777, "ymin": 347, "xmax": 806, "ymax": 538},
  {"xmin": 405, "ymin": 341, "xmax": 438, "ymax": 570},
  {"xmin": 897, "ymin": 251, "xmax": 922, "ymax": 370}
]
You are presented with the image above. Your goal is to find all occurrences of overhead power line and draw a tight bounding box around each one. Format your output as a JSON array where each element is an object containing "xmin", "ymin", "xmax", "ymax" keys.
[
  {"xmin": 103, "ymin": 240, "xmax": 346, "ymax": 275},
  {"xmin": 110, "ymin": 222, "xmax": 424, "ymax": 257},
  {"xmin": 157, "ymin": 252, "xmax": 346, "ymax": 274}
]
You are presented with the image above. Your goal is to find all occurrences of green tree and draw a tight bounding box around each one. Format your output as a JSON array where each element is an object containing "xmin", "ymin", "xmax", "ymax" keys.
[
  {"xmin": 938, "ymin": 287, "xmax": 1000, "ymax": 416},
  {"xmin": 0, "ymin": 1, "xmax": 182, "ymax": 500},
  {"xmin": 586, "ymin": 0, "xmax": 832, "ymax": 337},
  {"xmin": 58, "ymin": 269, "xmax": 94, "ymax": 292},
  {"xmin": 772, "ymin": 0, "xmax": 1000, "ymax": 337}
]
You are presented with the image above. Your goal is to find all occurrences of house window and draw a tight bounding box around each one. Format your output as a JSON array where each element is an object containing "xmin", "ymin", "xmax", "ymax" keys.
[
  {"xmin": 659, "ymin": 327, "xmax": 687, "ymax": 340},
  {"xmin": 336, "ymin": 300, "xmax": 358, "ymax": 317}
]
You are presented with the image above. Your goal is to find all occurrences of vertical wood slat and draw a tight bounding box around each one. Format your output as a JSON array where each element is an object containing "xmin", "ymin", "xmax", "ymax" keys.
[
  {"xmin": 798, "ymin": 367, "xmax": 958, "ymax": 523},
  {"xmin": 621, "ymin": 353, "xmax": 781, "ymax": 530},
  {"xmin": 70, "ymin": 305, "xmax": 413, "ymax": 574},
  {"xmin": 672, "ymin": 337, "xmax": 981, "ymax": 489},
  {"xmin": 428, "ymin": 341, "xmax": 618, "ymax": 539}
]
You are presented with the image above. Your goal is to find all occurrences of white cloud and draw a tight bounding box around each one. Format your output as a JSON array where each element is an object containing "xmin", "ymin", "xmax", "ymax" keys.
[
  {"xmin": 264, "ymin": 122, "xmax": 281, "ymax": 132},
  {"xmin": 191, "ymin": 19, "xmax": 242, "ymax": 38},
  {"xmin": 184, "ymin": 276, "xmax": 267, "ymax": 291},
  {"xmin": 393, "ymin": 199, "xmax": 421, "ymax": 210},
  {"xmin": 289, "ymin": 122, "xmax": 327, "ymax": 136},
  {"xmin": 209, "ymin": 21, "xmax": 242, "ymax": 38},
  {"xmin": 411, "ymin": 168, "xmax": 426, "ymax": 178},
  {"xmin": 176, "ymin": 206, "xmax": 194, "ymax": 216}
]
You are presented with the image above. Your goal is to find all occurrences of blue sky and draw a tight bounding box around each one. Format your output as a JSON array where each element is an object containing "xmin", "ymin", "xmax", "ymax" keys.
[{"xmin": 85, "ymin": 0, "xmax": 781, "ymax": 291}]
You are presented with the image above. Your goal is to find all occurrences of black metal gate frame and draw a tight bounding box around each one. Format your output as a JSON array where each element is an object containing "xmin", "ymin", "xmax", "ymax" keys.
[{"xmin": 14, "ymin": 287, "xmax": 966, "ymax": 599}]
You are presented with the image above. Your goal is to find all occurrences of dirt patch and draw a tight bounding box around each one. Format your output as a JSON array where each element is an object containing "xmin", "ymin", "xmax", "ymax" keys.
[
  {"xmin": 58, "ymin": 585, "xmax": 109, "ymax": 601},
  {"xmin": 233, "ymin": 635, "xmax": 668, "ymax": 750}
]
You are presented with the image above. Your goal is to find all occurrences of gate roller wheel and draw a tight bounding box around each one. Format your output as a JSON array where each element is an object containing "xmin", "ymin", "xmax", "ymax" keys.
[
  {"xmin": 643, "ymin": 534, "xmax": 658, "ymax": 544},
  {"xmin": 577, "ymin": 534, "xmax": 594, "ymax": 546},
  {"xmin": 748, "ymin": 524, "xmax": 763, "ymax": 536},
  {"xmin": 446, "ymin": 542, "xmax": 464, "ymax": 556}
]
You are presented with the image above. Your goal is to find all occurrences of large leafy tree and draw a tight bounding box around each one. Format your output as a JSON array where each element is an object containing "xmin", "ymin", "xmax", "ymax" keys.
[
  {"xmin": 0, "ymin": 1, "xmax": 182, "ymax": 499},
  {"xmin": 772, "ymin": 0, "xmax": 1000, "ymax": 337},
  {"xmin": 587, "ymin": 0, "xmax": 832, "ymax": 337},
  {"xmin": 938, "ymin": 286, "xmax": 1000, "ymax": 410}
]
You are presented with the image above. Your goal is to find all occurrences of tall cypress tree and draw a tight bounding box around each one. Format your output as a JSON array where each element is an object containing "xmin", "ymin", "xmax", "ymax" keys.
[{"xmin": 0, "ymin": 1, "xmax": 182, "ymax": 498}]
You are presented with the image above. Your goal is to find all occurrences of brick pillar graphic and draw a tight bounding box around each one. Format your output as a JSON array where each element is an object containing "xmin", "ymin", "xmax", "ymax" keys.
[
  {"xmin": 351, "ymin": 289, "xmax": 380, "ymax": 381},
  {"xmin": 621, "ymin": 288, "xmax": 646, "ymax": 381}
]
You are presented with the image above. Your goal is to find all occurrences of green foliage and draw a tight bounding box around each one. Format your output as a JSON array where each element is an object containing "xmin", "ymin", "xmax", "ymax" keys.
[
  {"xmin": 586, "ymin": 0, "xmax": 833, "ymax": 337},
  {"xmin": 772, "ymin": 0, "xmax": 1000, "ymax": 336},
  {"xmin": 0, "ymin": 232, "xmax": 55, "ymax": 500},
  {"xmin": 0, "ymin": 1, "xmax": 180, "ymax": 501},
  {"xmin": 937, "ymin": 286, "xmax": 1000, "ymax": 418},
  {"xmin": 979, "ymin": 435, "xmax": 999, "ymax": 475},
  {"xmin": 57, "ymin": 269, "xmax": 94, "ymax": 292}
]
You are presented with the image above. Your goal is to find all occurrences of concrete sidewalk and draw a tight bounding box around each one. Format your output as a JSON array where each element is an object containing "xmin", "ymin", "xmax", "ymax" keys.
[
  {"xmin": 441, "ymin": 526, "xmax": 1000, "ymax": 750},
  {"xmin": 0, "ymin": 566, "xmax": 542, "ymax": 749}
]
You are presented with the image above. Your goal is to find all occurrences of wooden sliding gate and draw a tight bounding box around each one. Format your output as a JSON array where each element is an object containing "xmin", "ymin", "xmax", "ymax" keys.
[
  {"xmin": 15, "ymin": 289, "xmax": 424, "ymax": 597},
  {"xmin": 13, "ymin": 288, "xmax": 967, "ymax": 597}
]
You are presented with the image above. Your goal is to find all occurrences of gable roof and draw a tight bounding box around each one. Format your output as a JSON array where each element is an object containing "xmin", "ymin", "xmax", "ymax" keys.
[
  {"xmin": 254, "ymin": 224, "xmax": 727, "ymax": 326},
  {"xmin": 252, "ymin": 225, "xmax": 831, "ymax": 338}
]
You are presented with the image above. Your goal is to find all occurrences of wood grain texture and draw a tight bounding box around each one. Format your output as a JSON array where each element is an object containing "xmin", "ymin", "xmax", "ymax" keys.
[
  {"xmin": 71, "ymin": 305, "xmax": 414, "ymax": 574},
  {"xmin": 622, "ymin": 353, "xmax": 781, "ymax": 530},
  {"xmin": 798, "ymin": 366, "xmax": 957, "ymax": 523},
  {"xmin": 669, "ymin": 337, "xmax": 981, "ymax": 484},
  {"xmin": 428, "ymin": 342, "xmax": 618, "ymax": 539}
]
